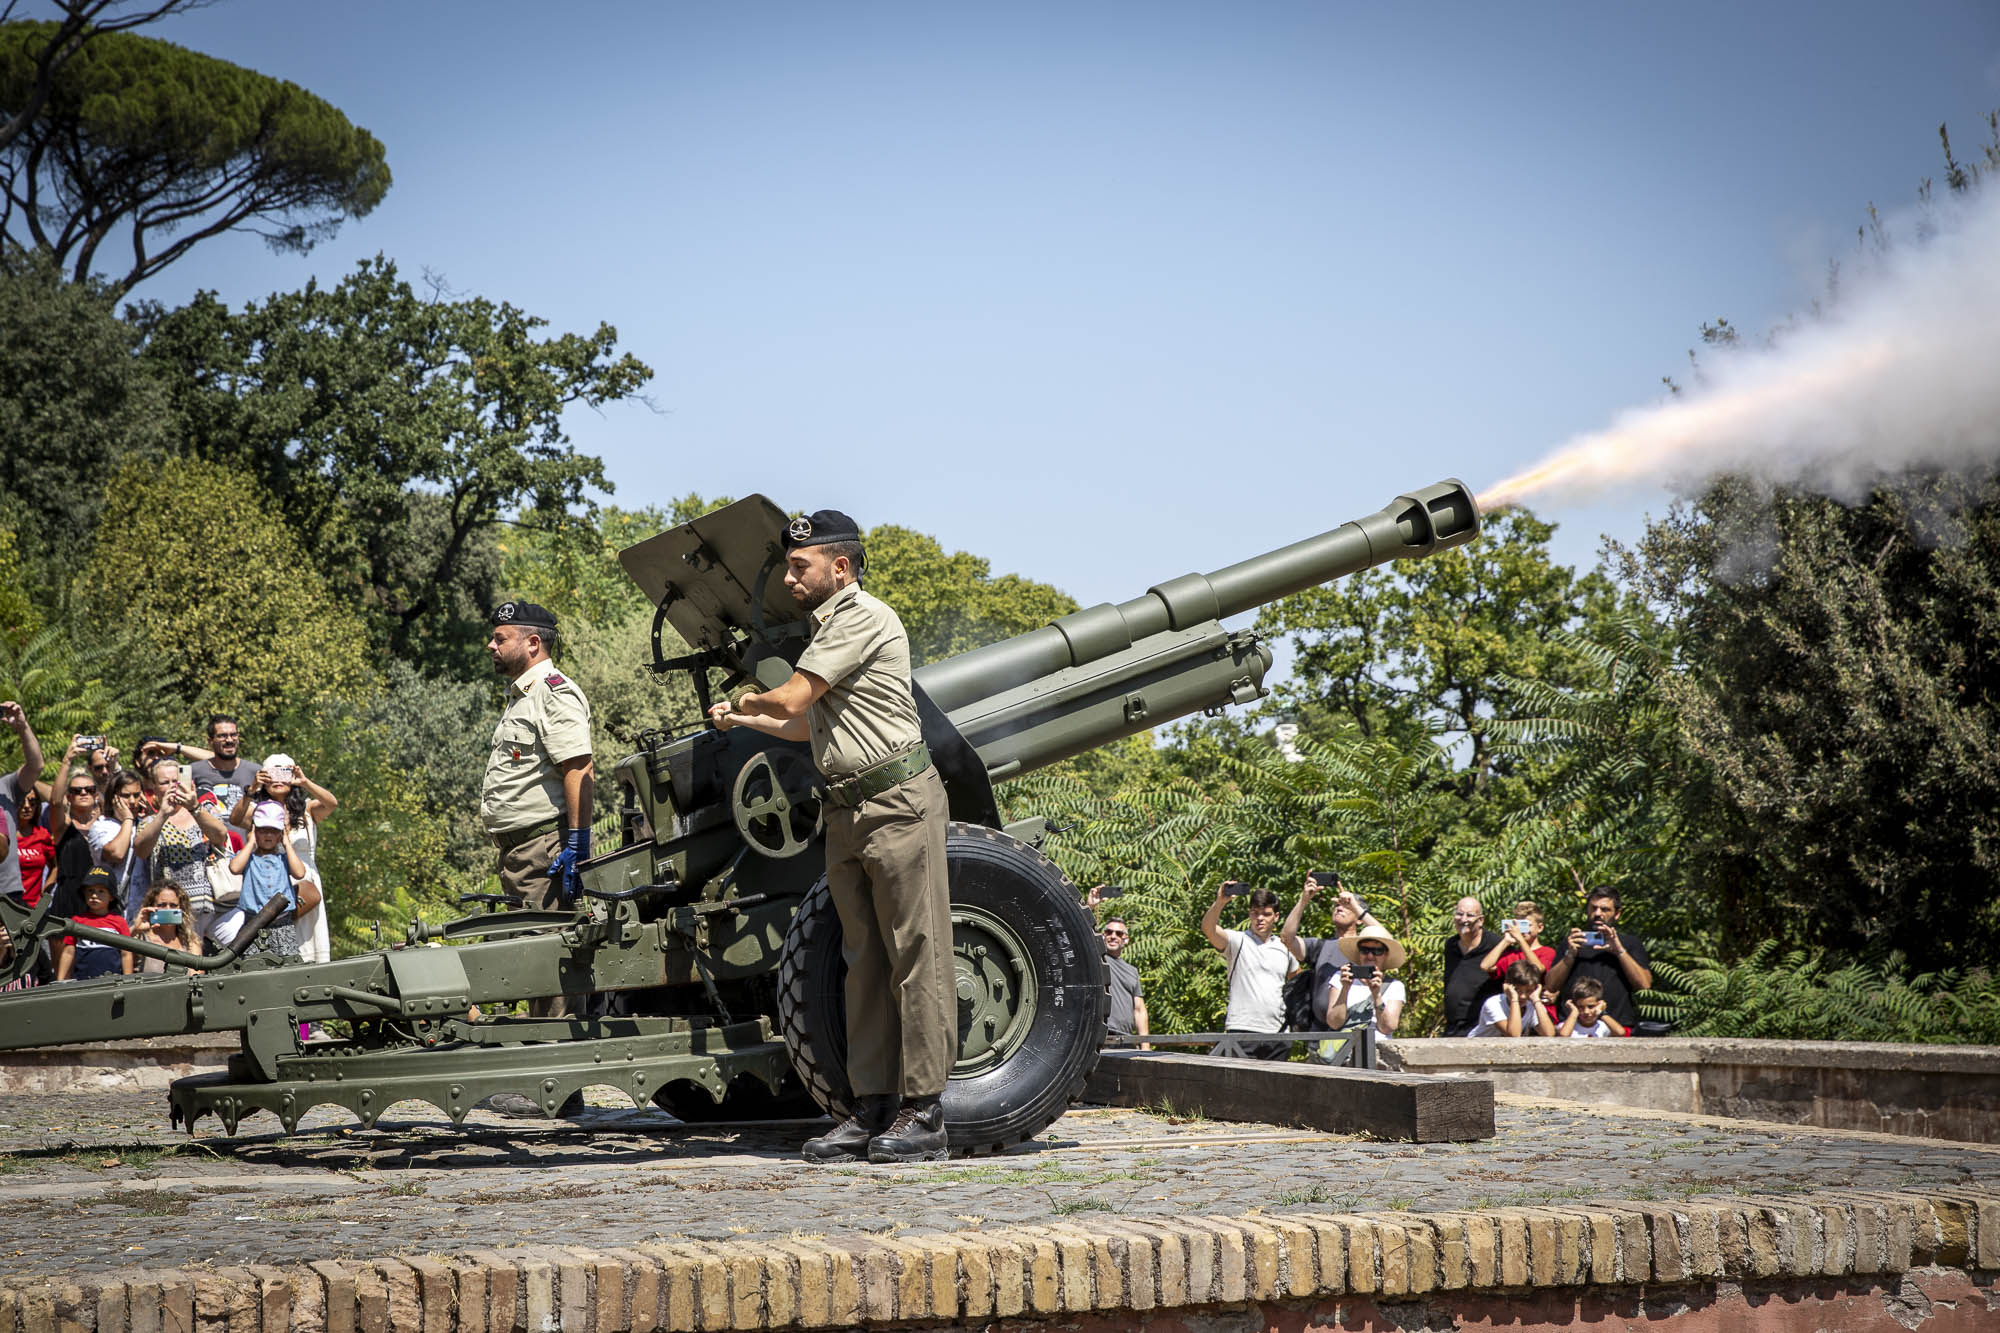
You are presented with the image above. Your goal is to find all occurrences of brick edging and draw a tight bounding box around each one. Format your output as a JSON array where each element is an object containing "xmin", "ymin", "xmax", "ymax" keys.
[{"xmin": 4, "ymin": 1188, "xmax": 1996, "ymax": 1332}]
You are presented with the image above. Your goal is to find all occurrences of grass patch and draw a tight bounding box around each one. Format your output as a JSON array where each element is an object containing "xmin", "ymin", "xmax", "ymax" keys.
[
  {"xmin": 104, "ymin": 1188, "xmax": 197, "ymax": 1217},
  {"xmin": 380, "ymin": 1181, "xmax": 426, "ymax": 1197},
  {"xmin": 1052, "ymin": 1198, "xmax": 1115, "ymax": 1216},
  {"xmin": 915, "ymin": 1160, "xmax": 1142, "ymax": 1187},
  {"xmin": 1276, "ymin": 1183, "xmax": 1349, "ymax": 1207}
]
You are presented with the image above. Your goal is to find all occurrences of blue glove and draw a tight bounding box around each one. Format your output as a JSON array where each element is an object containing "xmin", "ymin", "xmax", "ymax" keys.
[{"xmin": 548, "ymin": 828, "xmax": 591, "ymax": 905}]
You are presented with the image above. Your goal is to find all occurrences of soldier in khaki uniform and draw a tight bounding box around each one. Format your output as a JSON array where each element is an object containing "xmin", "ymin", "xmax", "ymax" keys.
[
  {"xmin": 708, "ymin": 509, "xmax": 954, "ymax": 1164},
  {"xmin": 481, "ymin": 601, "xmax": 595, "ymax": 1045}
]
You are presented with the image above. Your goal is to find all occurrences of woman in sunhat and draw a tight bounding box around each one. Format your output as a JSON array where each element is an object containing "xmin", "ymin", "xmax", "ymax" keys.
[{"xmin": 1321, "ymin": 923, "xmax": 1408, "ymax": 1046}]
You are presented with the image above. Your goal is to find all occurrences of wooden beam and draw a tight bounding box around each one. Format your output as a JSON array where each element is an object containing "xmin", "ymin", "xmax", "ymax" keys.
[{"xmin": 1083, "ymin": 1050, "xmax": 1495, "ymax": 1142}]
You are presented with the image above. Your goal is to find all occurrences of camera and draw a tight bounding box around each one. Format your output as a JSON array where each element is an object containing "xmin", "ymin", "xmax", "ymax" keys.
[
  {"xmin": 1095, "ymin": 885, "xmax": 1126, "ymax": 900},
  {"xmin": 151, "ymin": 908, "xmax": 183, "ymax": 926},
  {"xmin": 1583, "ymin": 929, "xmax": 1610, "ymax": 948},
  {"xmin": 1350, "ymin": 963, "xmax": 1378, "ymax": 979},
  {"xmin": 1221, "ymin": 880, "xmax": 1252, "ymax": 898},
  {"xmin": 1309, "ymin": 869, "xmax": 1339, "ymax": 888}
]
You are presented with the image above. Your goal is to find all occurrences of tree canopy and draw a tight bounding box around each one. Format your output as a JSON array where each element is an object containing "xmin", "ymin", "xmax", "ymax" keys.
[
  {"xmin": 142, "ymin": 256, "xmax": 654, "ymax": 673},
  {"xmin": 0, "ymin": 19, "xmax": 389, "ymax": 293}
]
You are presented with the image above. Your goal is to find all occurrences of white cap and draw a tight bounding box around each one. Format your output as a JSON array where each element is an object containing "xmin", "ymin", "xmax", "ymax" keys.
[
  {"xmin": 252, "ymin": 801, "xmax": 287, "ymax": 831},
  {"xmin": 262, "ymin": 753, "xmax": 296, "ymax": 776}
]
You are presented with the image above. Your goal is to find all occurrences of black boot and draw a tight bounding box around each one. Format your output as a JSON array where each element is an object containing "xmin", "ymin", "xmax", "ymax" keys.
[
  {"xmin": 867, "ymin": 1095, "xmax": 949, "ymax": 1164},
  {"xmin": 802, "ymin": 1094, "xmax": 898, "ymax": 1164}
]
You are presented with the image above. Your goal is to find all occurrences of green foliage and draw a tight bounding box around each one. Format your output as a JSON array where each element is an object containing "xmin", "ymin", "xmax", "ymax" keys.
[
  {"xmin": 82, "ymin": 455, "xmax": 373, "ymax": 728},
  {"xmin": 0, "ymin": 20, "xmax": 389, "ymax": 293},
  {"xmin": 0, "ymin": 526, "xmax": 40, "ymax": 645},
  {"xmin": 1258, "ymin": 507, "xmax": 1618, "ymax": 787},
  {"xmin": 0, "ymin": 254, "xmax": 168, "ymax": 567},
  {"xmin": 1477, "ymin": 609, "xmax": 1703, "ymax": 947},
  {"xmin": 357, "ymin": 661, "xmax": 497, "ymax": 882},
  {"xmin": 0, "ymin": 620, "xmax": 153, "ymax": 782},
  {"xmin": 1620, "ymin": 471, "xmax": 2000, "ymax": 965},
  {"xmin": 141, "ymin": 255, "xmax": 654, "ymax": 675},
  {"xmin": 1648, "ymin": 944, "xmax": 2000, "ymax": 1045},
  {"xmin": 863, "ymin": 525, "xmax": 1077, "ymax": 667}
]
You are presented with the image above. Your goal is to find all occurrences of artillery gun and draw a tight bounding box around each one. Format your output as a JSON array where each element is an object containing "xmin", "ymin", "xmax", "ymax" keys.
[{"xmin": 0, "ymin": 479, "xmax": 1480, "ymax": 1155}]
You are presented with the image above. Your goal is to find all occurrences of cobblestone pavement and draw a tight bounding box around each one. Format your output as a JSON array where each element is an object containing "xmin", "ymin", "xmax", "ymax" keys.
[{"xmin": 2, "ymin": 1090, "xmax": 1996, "ymax": 1279}]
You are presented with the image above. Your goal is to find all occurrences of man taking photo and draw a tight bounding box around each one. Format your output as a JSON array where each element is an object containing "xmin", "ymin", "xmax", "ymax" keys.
[{"xmin": 1546, "ymin": 887, "xmax": 1652, "ymax": 1030}]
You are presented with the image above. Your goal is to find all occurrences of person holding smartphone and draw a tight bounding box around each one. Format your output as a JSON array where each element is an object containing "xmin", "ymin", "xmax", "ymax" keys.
[
  {"xmin": 1546, "ymin": 888, "xmax": 1652, "ymax": 1030},
  {"xmin": 1279, "ymin": 871, "xmax": 1376, "ymax": 1041},
  {"xmin": 134, "ymin": 759, "xmax": 230, "ymax": 942},
  {"xmin": 1323, "ymin": 924, "xmax": 1407, "ymax": 1046},
  {"xmin": 133, "ymin": 882, "xmax": 203, "ymax": 973},
  {"xmin": 1200, "ymin": 880, "xmax": 1295, "ymax": 1060}
]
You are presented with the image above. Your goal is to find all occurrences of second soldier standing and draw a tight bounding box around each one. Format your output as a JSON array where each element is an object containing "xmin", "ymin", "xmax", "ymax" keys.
[
  {"xmin": 480, "ymin": 600, "xmax": 595, "ymax": 1119},
  {"xmin": 708, "ymin": 509, "xmax": 955, "ymax": 1164}
]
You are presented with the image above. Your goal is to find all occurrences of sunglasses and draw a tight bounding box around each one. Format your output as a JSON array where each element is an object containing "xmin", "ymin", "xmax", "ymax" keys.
[
  {"xmin": 1357, "ymin": 945, "xmax": 1389, "ymax": 956},
  {"xmin": 1101, "ymin": 928, "xmax": 1127, "ymax": 937},
  {"xmin": 68, "ymin": 785, "xmax": 97, "ymax": 795}
]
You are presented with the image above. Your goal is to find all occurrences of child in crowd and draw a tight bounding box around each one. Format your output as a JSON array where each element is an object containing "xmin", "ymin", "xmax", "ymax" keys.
[
  {"xmin": 1470, "ymin": 957, "xmax": 1553, "ymax": 1036},
  {"xmin": 1480, "ymin": 900, "xmax": 1558, "ymax": 1029},
  {"xmin": 133, "ymin": 882, "xmax": 203, "ymax": 974},
  {"xmin": 1558, "ymin": 976, "xmax": 1629, "ymax": 1038},
  {"xmin": 55, "ymin": 867, "xmax": 134, "ymax": 980},
  {"xmin": 214, "ymin": 802, "xmax": 320, "ymax": 959}
]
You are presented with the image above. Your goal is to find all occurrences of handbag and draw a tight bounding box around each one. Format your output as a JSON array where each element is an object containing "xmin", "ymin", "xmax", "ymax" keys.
[{"xmin": 205, "ymin": 849, "xmax": 241, "ymax": 908}]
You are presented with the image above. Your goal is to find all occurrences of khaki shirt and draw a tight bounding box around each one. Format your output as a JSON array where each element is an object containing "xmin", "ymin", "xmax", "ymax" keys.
[
  {"xmin": 794, "ymin": 582, "xmax": 923, "ymax": 778},
  {"xmin": 481, "ymin": 661, "xmax": 593, "ymax": 836}
]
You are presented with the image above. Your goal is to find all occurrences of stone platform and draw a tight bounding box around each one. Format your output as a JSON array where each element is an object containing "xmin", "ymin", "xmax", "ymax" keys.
[{"xmin": 1, "ymin": 1083, "xmax": 1999, "ymax": 1330}]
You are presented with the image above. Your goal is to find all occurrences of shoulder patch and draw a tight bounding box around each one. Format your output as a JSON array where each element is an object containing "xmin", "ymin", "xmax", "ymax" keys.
[{"xmin": 545, "ymin": 672, "xmax": 566, "ymax": 687}]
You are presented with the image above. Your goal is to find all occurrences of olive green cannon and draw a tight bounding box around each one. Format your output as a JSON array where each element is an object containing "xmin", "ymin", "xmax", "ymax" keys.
[{"xmin": 0, "ymin": 479, "xmax": 1479, "ymax": 1154}]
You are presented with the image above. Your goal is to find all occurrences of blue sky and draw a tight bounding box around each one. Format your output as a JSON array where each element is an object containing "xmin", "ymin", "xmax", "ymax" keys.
[{"xmin": 138, "ymin": 1, "xmax": 2000, "ymax": 611}]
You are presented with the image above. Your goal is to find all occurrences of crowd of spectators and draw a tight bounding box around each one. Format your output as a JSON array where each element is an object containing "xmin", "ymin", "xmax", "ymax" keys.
[
  {"xmin": 1090, "ymin": 872, "xmax": 1659, "ymax": 1057},
  {"xmin": 0, "ymin": 702, "xmax": 340, "ymax": 987}
]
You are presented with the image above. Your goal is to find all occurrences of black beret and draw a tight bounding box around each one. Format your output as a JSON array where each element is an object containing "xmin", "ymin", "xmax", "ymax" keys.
[
  {"xmin": 492, "ymin": 600, "xmax": 559, "ymax": 632},
  {"xmin": 784, "ymin": 509, "xmax": 863, "ymax": 551}
]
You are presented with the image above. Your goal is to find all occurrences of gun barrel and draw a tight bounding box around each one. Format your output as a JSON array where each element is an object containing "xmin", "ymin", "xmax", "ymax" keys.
[{"xmin": 915, "ymin": 477, "xmax": 1479, "ymax": 715}]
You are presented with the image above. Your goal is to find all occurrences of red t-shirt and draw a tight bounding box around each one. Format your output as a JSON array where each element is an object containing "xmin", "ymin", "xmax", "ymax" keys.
[
  {"xmin": 1492, "ymin": 944, "xmax": 1557, "ymax": 981},
  {"xmin": 62, "ymin": 911, "xmax": 132, "ymax": 953},
  {"xmin": 15, "ymin": 824, "xmax": 53, "ymax": 906}
]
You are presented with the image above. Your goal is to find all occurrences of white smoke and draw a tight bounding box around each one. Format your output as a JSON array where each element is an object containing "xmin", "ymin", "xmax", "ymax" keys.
[{"xmin": 1480, "ymin": 182, "xmax": 2000, "ymax": 512}]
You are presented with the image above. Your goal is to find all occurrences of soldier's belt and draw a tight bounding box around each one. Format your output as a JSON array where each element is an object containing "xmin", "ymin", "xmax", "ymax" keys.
[
  {"xmin": 822, "ymin": 745, "xmax": 932, "ymax": 809},
  {"xmin": 491, "ymin": 818, "xmax": 561, "ymax": 852}
]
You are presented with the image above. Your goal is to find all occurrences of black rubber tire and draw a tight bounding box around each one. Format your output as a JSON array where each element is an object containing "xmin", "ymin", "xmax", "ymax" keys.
[
  {"xmin": 777, "ymin": 821, "xmax": 1108, "ymax": 1155},
  {"xmin": 652, "ymin": 1071, "xmax": 824, "ymax": 1122}
]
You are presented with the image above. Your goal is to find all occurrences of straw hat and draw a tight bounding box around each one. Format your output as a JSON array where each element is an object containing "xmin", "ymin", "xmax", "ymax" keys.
[{"xmin": 1337, "ymin": 924, "xmax": 1407, "ymax": 972}]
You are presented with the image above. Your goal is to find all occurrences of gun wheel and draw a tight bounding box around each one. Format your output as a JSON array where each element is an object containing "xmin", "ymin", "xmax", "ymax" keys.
[{"xmin": 777, "ymin": 821, "xmax": 1108, "ymax": 1156}]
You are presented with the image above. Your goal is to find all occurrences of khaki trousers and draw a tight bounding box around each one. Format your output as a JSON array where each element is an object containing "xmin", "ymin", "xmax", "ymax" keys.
[
  {"xmin": 823, "ymin": 766, "xmax": 954, "ymax": 1099},
  {"xmin": 495, "ymin": 825, "xmax": 585, "ymax": 1020}
]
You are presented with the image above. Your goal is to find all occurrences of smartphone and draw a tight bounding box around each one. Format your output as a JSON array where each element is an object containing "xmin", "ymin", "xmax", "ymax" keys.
[
  {"xmin": 1505, "ymin": 918, "xmax": 1533, "ymax": 934},
  {"xmin": 152, "ymin": 908, "xmax": 184, "ymax": 925},
  {"xmin": 1310, "ymin": 869, "xmax": 1339, "ymax": 888},
  {"xmin": 1095, "ymin": 885, "xmax": 1126, "ymax": 899},
  {"xmin": 1222, "ymin": 880, "xmax": 1252, "ymax": 898},
  {"xmin": 1583, "ymin": 929, "xmax": 1610, "ymax": 948},
  {"xmin": 1350, "ymin": 963, "xmax": 1378, "ymax": 979}
]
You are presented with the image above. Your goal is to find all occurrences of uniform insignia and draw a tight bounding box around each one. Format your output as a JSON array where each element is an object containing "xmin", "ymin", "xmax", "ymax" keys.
[
  {"xmin": 497, "ymin": 601, "xmax": 517, "ymax": 620},
  {"xmin": 787, "ymin": 516, "xmax": 813, "ymax": 542},
  {"xmin": 511, "ymin": 748, "xmax": 522, "ymax": 760},
  {"xmin": 545, "ymin": 672, "xmax": 565, "ymax": 686}
]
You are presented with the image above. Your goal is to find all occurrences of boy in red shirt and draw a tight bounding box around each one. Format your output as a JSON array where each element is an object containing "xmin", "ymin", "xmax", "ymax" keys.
[{"xmin": 57, "ymin": 867, "xmax": 133, "ymax": 980}]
